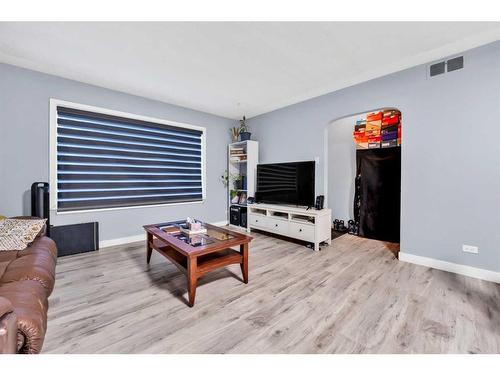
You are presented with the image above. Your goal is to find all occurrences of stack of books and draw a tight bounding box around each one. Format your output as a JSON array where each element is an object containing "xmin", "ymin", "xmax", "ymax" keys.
[{"xmin": 230, "ymin": 147, "xmax": 246, "ymax": 162}]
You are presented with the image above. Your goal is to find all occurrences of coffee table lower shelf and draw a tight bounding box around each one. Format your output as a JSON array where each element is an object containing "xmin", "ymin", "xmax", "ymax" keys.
[{"xmin": 150, "ymin": 239, "xmax": 243, "ymax": 278}]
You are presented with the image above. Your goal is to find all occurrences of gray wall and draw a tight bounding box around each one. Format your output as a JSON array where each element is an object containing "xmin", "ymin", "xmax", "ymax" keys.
[
  {"xmin": 250, "ymin": 41, "xmax": 500, "ymax": 272},
  {"xmin": 0, "ymin": 63, "xmax": 233, "ymax": 241},
  {"xmin": 327, "ymin": 114, "xmax": 359, "ymax": 222}
]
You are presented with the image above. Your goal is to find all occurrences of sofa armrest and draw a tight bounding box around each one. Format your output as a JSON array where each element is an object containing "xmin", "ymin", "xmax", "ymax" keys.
[{"xmin": 0, "ymin": 296, "xmax": 17, "ymax": 354}]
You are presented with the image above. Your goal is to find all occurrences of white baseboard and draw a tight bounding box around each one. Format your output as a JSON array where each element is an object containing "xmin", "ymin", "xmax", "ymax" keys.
[
  {"xmin": 99, "ymin": 234, "xmax": 144, "ymax": 248},
  {"xmin": 211, "ymin": 220, "xmax": 228, "ymax": 227},
  {"xmin": 399, "ymin": 252, "xmax": 500, "ymax": 284},
  {"xmin": 99, "ymin": 220, "xmax": 229, "ymax": 248}
]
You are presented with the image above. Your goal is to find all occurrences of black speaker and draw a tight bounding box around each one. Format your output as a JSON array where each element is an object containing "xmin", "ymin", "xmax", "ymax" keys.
[
  {"xmin": 50, "ymin": 222, "xmax": 99, "ymax": 257},
  {"xmin": 31, "ymin": 182, "xmax": 50, "ymax": 235},
  {"xmin": 230, "ymin": 205, "xmax": 241, "ymax": 226},
  {"xmin": 315, "ymin": 195, "xmax": 324, "ymax": 210},
  {"xmin": 240, "ymin": 208, "xmax": 247, "ymax": 227}
]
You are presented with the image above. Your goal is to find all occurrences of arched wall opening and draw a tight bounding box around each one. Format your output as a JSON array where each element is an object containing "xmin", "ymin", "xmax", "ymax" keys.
[{"xmin": 324, "ymin": 107, "xmax": 402, "ymax": 247}]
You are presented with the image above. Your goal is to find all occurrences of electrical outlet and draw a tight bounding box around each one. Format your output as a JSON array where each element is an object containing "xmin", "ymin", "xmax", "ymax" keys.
[{"xmin": 462, "ymin": 244, "xmax": 479, "ymax": 254}]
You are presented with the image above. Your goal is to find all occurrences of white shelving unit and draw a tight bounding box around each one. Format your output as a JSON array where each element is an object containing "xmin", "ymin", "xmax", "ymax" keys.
[{"xmin": 227, "ymin": 140, "xmax": 259, "ymax": 230}]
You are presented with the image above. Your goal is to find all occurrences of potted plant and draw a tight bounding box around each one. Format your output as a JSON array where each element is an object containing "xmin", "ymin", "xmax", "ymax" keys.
[
  {"xmin": 232, "ymin": 174, "xmax": 243, "ymax": 190},
  {"xmin": 220, "ymin": 171, "xmax": 242, "ymax": 190},
  {"xmin": 238, "ymin": 116, "xmax": 251, "ymax": 141}
]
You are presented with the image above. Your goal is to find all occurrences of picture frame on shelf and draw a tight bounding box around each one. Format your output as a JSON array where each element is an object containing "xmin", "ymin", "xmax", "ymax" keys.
[
  {"xmin": 238, "ymin": 192, "xmax": 247, "ymax": 205},
  {"xmin": 230, "ymin": 190, "xmax": 240, "ymax": 204}
]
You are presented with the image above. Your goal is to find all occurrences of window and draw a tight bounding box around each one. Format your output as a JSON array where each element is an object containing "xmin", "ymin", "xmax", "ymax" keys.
[{"xmin": 50, "ymin": 100, "xmax": 205, "ymax": 212}]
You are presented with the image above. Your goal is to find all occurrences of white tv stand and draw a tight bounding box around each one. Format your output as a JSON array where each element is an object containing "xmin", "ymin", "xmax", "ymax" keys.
[{"xmin": 247, "ymin": 203, "xmax": 332, "ymax": 251}]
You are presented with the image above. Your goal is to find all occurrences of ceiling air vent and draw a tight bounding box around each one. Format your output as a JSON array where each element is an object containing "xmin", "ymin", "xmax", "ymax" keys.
[
  {"xmin": 429, "ymin": 61, "xmax": 445, "ymax": 77},
  {"xmin": 447, "ymin": 56, "xmax": 464, "ymax": 72}
]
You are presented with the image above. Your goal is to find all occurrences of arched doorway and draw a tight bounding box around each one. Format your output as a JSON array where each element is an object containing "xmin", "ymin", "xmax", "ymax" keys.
[{"xmin": 324, "ymin": 108, "xmax": 402, "ymax": 255}]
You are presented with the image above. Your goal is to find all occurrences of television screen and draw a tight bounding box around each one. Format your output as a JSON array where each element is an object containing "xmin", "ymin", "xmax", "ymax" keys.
[{"xmin": 255, "ymin": 161, "xmax": 315, "ymax": 207}]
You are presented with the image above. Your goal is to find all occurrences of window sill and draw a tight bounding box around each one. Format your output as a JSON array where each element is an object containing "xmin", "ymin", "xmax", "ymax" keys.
[{"xmin": 52, "ymin": 199, "xmax": 205, "ymax": 215}]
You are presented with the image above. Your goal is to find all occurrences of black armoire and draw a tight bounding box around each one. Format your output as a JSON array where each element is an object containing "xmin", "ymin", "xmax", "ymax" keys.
[{"xmin": 354, "ymin": 147, "xmax": 401, "ymax": 243}]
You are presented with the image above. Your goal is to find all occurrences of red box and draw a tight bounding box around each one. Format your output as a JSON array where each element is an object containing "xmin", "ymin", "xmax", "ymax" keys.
[
  {"xmin": 382, "ymin": 115, "xmax": 400, "ymax": 126},
  {"xmin": 366, "ymin": 112, "xmax": 383, "ymax": 122},
  {"xmin": 383, "ymin": 110, "xmax": 400, "ymax": 118},
  {"xmin": 354, "ymin": 134, "xmax": 368, "ymax": 143}
]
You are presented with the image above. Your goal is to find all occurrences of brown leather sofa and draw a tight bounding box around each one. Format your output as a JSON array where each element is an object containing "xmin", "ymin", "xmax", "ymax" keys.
[{"xmin": 0, "ymin": 218, "xmax": 57, "ymax": 354}]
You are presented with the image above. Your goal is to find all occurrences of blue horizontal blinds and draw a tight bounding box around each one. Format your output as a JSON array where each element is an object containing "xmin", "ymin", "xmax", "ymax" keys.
[{"xmin": 56, "ymin": 106, "xmax": 203, "ymax": 211}]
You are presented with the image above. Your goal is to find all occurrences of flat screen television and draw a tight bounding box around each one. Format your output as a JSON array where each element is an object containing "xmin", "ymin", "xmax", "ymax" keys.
[{"xmin": 255, "ymin": 161, "xmax": 315, "ymax": 207}]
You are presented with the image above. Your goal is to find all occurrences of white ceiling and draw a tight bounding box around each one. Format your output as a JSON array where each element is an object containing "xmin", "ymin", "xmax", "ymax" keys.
[{"xmin": 1, "ymin": 22, "xmax": 500, "ymax": 119}]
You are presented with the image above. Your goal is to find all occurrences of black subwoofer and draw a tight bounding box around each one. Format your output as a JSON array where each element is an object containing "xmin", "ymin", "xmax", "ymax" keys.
[{"xmin": 50, "ymin": 222, "xmax": 99, "ymax": 257}]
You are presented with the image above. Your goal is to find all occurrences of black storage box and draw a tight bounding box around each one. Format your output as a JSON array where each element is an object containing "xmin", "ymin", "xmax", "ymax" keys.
[
  {"xmin": 50, "ymin": 222, "xmax": 99, "ymax": 257},
  {"xmin": 230, "ymin": 205, "xmax": 247, "ymax": 227}
]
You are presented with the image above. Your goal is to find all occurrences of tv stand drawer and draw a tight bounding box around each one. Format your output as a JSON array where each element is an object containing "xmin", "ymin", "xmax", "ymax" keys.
[
  {"xmin": 267, "ymin": 218, "xmax": 289, "ymax": 235},
  {"xmin": 289, "ymin": 222, "xmax": 314, "ymax": 241},
  {"xmin": 249, "ymin": 214, "xmax": 269, "ymax": 229}
]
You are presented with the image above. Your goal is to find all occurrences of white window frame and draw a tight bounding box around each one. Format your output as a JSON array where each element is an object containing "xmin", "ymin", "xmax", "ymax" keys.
[{"xmin": 49, "ymin": 99, "xmax": 206, "ymax": 214}]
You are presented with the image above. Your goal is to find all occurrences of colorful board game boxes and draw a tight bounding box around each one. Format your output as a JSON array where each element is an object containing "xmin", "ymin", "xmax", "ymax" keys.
[{"xmin": 353, "ymin": 111, "xmax": 401, "ymax": 149}]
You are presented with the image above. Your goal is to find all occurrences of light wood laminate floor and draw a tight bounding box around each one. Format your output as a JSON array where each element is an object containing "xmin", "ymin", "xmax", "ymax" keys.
[{"xmin": 44, "ymin": 231, "xmax": 500, "ymax": 353}]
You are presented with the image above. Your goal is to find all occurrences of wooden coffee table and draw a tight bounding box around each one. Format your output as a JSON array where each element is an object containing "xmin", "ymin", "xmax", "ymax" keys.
[{"xmin": 143, "ymin": 220, "xmax": 252, "ymax": 307}]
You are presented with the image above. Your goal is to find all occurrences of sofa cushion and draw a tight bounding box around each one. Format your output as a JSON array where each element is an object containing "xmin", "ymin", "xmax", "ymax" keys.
[
  {"xmin": 0, "ymin": 239, "xmax": 57, "ymax": 295},
  {"xmin": 0, "ymin": 280, "xmax": 48, "ymax": 354},
  {"xmin": 1, "ymin": 256, "xmax": 56, "ymax": 296}
]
